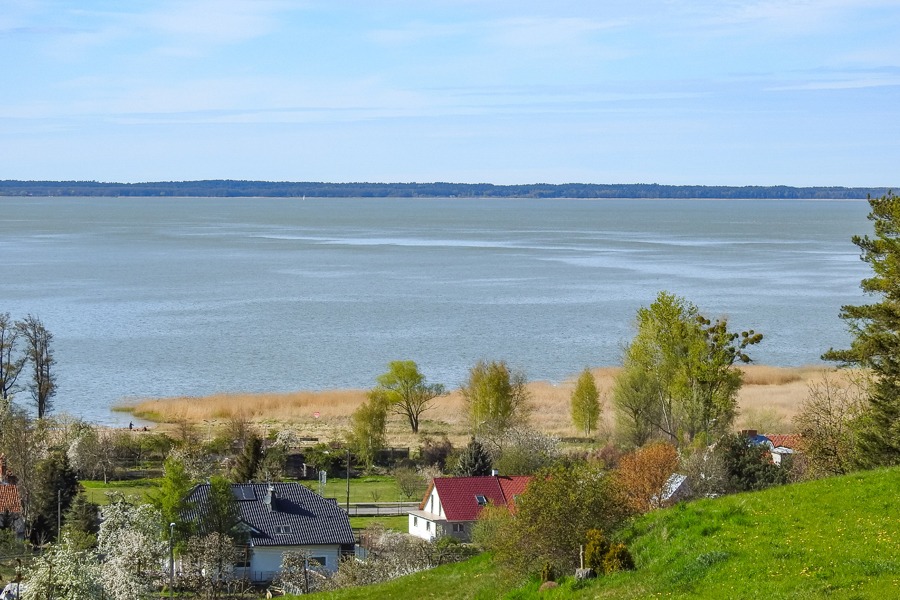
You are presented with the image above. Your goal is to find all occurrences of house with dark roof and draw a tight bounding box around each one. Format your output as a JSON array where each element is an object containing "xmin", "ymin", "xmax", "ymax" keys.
[
  {"xmin": 408, "ymin": 475, "xmax": 531, "ymax": 542},
  {"xmin": 184, "ymin": 482, "xmax": 354, "ymax": 583}
]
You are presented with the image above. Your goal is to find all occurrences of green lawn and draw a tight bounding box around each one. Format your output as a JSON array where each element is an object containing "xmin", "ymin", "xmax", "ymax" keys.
[
  {"xmin": 80, "ymin": 478, "xmax": 163, "ymax": 505},
  {"xmin": 349, "ymin": 515, "xmax": 408, "ymax": 532},
  {"xmin": 304, "ymin": 467, "xmax": 900, "ymax": 599},
  {"xmin": 301, "ymin": 475, "xmax": 415, "ymax": 505}
]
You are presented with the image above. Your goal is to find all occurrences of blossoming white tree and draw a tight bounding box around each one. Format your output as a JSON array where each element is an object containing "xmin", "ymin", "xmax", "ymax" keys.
[
  {"xmin": 22, "ymin": 533, "xmax": 103, "ymax": 600},
  {"xmin": 98, "ymin": 501, "xmax": 167, "ymax": 600}
]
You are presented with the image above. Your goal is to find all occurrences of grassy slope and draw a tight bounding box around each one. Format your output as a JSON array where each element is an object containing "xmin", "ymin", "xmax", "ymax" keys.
[{"xmin": 306, "ymin": 467, "xmax": 900, "ymax": 600}]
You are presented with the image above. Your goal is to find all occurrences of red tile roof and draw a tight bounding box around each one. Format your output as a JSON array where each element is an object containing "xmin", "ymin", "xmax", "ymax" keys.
[
  {"xmin": 764, "ymin": 434, "xmax": 801, "ymax": 449},
  {"xmin": 0, "ymin": 485, "xmax": 21, "ymax": 514},
  {"xmin": 423, "ymin": 476, "xmax": 531, "ymax": 522}
]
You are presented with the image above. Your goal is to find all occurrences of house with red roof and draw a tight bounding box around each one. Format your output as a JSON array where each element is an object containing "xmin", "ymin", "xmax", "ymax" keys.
[
  {"xmin": 408, "ymin": 474, "xmax": 531, "ymax": 542},
  {"xmin": 0, "ymin": 455, "xmax": 23, "ymax": 539}
]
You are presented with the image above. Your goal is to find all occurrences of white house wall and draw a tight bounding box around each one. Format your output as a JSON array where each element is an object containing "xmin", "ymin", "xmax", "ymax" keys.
[
  {"xmin": 408, "ymin": 512, "xmax": 437, "ymax": 541},
  {"xmin": 246, "ymin": 544, "xmax": 341, "ymax": 582}
]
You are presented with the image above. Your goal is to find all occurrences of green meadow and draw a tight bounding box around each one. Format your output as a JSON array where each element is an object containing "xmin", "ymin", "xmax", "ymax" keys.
[{"xmin": 304, "ymin": 467, "xmax": 900, "ymax": 599}]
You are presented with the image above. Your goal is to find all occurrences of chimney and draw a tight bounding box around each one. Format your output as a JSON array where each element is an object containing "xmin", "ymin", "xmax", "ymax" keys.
[{"xmin": 491, "ymin": 469, "xmax": 499, "ymax": 477}]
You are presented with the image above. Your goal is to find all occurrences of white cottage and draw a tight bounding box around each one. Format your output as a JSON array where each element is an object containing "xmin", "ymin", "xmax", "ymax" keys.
[
  {"xmin": 409, "ymin": 475, "xmax": 531, "ymax": 542},
  {"xmin": 185, "ymin": 482, "xmax": 355, "ymax": 583}
]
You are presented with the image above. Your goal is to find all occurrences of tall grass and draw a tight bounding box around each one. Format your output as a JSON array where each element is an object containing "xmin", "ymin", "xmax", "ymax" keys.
[{"xmin": 116, "ymin": 365, "xmax": 831, "ymax": 444}]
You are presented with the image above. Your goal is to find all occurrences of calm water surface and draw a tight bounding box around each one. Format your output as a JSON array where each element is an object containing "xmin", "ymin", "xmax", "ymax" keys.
[{"xmin": 0, "ymin": 197, "xmax": 871, "ymax": 423}]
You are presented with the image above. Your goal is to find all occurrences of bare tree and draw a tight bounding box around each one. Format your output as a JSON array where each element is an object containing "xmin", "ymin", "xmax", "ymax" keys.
[
  {"xmin": 0, "ymin": 313, "xmax": 25, "ymax": 409},
  {"xmin": 793, "ymin": 371, "xmax": 868, "ymax": 477},
  {"xmin": 16, "ymin": 315, "xmax": 56, "ymax": 419}
]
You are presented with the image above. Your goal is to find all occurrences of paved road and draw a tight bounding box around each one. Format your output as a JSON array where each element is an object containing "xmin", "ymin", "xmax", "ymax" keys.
[{"xmin": 343, "ymin": 502, "xmax": 420, "ymax": 517}]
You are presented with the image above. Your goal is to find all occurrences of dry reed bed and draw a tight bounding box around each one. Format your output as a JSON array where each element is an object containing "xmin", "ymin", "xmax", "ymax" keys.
[{"xmin": 119, "ymin": 365, "xmax": 841, "ymax": 444}]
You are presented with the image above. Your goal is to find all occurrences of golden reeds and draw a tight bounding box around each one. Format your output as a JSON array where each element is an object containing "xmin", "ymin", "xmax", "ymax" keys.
[{"xmin": 117, "ymin": 365, "xmax": 835, "ymax": 445}]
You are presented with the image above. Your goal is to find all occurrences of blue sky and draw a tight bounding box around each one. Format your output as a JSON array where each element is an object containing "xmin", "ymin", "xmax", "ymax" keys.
[{"xmin": 2, "ymin": 1, "xmax": 899, "ymax": 185}]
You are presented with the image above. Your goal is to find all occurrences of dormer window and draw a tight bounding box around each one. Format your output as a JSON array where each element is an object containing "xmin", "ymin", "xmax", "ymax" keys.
[{"xmin": 475, "ymin": 495, "xmax": 487, "ymax": 506}]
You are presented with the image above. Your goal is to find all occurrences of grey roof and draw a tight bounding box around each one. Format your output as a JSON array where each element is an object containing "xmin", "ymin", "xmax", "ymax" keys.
[{"xmin": 185, "ymin": 482, "xmax": 354, "ymax": 547}]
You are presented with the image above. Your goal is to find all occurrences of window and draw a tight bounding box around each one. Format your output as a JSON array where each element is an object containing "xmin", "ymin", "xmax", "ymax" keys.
[
  {"xmin": 274, "ymin": 525, "xmax": 293, "ymax": 534},
  {"xmin": 426, "ymin": 521, "xmax": 431, "ymax": 531},
  {"xmin": 413, "ymin": 516, "xmax": 418, "ymax": 526},
  {"xmin": 475, "ymin": 495, "xmax": 487, "ymax": 506},
  {"xmin": 234, "ymin": 546, "xmax": 251, "ymax": 568},
  {"xmin": 452, "ymin": 523, "xmax": 465, "ymax": 533},
  {"xmin": 310, "ymin": 556, "xmax": 327, "ymax": 568}
]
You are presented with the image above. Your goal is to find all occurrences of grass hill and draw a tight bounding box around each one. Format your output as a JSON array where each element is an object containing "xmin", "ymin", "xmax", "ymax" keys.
[{"xmin": 303, "ymin": 467, "xmax": 900, "ymax": 599}]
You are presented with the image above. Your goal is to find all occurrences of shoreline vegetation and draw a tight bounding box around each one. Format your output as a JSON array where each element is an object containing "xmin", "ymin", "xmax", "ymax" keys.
[
  {"xmin": 114, "ymin": 365, "xmax": 836, "ymax": 446},
  {"xmin": 0, "ymin": 179, "xmax": 891, "ymax": 199}
]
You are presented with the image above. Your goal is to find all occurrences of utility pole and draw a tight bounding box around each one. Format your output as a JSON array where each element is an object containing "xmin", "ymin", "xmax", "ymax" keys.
[
  {"xmin": 345, "ymin": 448, "xmax": 350, "ymax": 513},
  {"xmin": 169, "ymin": 522, "xmax": 176, "ymax": 599},
  {"xmin": 57, "ymin": 489, "xmax": 61, "ymax": 540}
]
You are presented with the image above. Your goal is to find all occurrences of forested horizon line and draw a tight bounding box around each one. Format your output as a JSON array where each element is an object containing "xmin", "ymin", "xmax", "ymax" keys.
[{"xmin": 0, "ymin": 179, "xmax": 892, "ymax": 199}]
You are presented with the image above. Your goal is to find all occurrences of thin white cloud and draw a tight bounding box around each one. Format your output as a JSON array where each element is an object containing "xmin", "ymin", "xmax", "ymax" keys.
[{"xmin": 489, "ymin": 16, "xmax": 626, "ymax": 49}]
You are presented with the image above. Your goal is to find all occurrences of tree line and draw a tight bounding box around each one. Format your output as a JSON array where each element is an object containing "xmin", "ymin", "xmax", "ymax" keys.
[{"xmin": 0, "ymin": 179, "xmax": 890, "ymax": 199}]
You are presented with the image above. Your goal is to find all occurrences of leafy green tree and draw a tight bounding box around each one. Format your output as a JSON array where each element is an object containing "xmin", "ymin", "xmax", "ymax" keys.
[
  {"xmin": 230, "ymin": 434, "xmax": 263, "ymax": 483},
  {"xmin": 375, "ymin": 360, "xmax": 445, "ymax": 434},
  {"xmin": 474, "ymin": 462, "xmax": 630, "ymax": 577},
  {"xmin": 823, "ymin": 191, "xmax": 900, "ymax": 467},
  {"xmin": 149, "ymin": 455, "xmax": 196, "ymax": 546},
  {"xmin": 611, "ymin": 365, "xmax": 658, "ymax": 447},
  {"xmin": 571, "ymin": 368, "xmax": 601, "ymax": 436},
  {"xmin": 347, "ymin": 392, "xmax": 389, "ymax": 469},
  {"xmin": 201, "ymin": 476, "xmax": 241, "ymax": 537},
  {"xmin": 462, "ymin": 360, "xmax": 531, "ymax": 436},
  {"xmin": 613, "ymin": 292, "xmax": 761, "ymax": 446},
  {"xmin": 454, "ymin": 438, "xmax": 493, "ymax": 477}
]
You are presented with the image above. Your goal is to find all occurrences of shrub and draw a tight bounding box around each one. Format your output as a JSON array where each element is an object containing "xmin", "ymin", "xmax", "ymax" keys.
[
  {"xmin": 584, "ymin": 529, "xmax": 610, "ymax": 572},
  {"xmin": 603, "ymin": 543, "xmax": 635, "ymax": 573}
]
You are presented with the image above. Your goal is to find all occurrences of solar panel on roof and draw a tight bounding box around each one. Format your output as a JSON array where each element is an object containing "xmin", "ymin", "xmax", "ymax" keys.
[{"xmin": 231, "ymin": 485, "xmax": 256, "ymax": 501}]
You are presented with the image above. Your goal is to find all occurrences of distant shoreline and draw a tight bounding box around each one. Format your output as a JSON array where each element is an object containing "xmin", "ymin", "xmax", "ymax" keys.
[{"xmin": 0, "ymin": 180, "xmax": 891, "ymax": 199}]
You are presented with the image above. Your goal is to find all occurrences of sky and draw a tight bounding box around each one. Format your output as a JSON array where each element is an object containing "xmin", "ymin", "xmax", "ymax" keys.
[{"xmin": 2, "ymin": 1, "xmax": 899, "ymax": 186}]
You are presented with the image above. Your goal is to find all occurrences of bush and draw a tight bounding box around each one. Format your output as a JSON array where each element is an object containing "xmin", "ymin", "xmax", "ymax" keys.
[
  {"xmin": 419, "ymin": 435, "xmax": 454, "ymax": 470},
  {"xmin": 603, "ymin": 543, "xmax": 635, "ymax": 573},
  {"xmin": 584, "ymin": 529, "xmax": 610, "ymax": 572}
]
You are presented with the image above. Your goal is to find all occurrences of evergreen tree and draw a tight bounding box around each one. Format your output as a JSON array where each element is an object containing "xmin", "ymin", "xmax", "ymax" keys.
[
  {"xmin": 570, "ymin": 368, "xmax": 601, "ymax": 436},
  {"xmin": 29, "ymin": 450, "xmax": 79, "ymax": 544},
  {"xmin": 230, "ymin": 434, "xmax": 263, "ymax": 483},
  {"xmin": 824, "ymin": 191, "xmax": 900, "ymax": 467},
  {"xmin": 454, "ymin": 438, "xmax": 493, "ymax": 477}
]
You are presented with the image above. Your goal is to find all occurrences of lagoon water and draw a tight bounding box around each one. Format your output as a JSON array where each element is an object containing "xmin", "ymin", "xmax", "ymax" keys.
[{"xmin": 0, "ymin": 196, "xmax": 872, "ymax": 423}]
